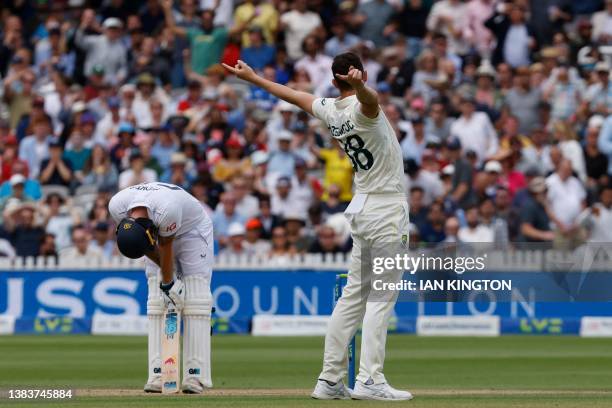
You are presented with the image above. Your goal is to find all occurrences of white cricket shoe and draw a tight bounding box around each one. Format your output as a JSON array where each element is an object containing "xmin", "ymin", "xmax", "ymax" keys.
[
  {"xmin": 182, "ymin": 377, "xmax": 205, "ymax": 394},
  {"xmin": 143, "ymin": 376, "xmax": 162, "ymax": 393},
  {"xmin": 311, "ymin": 379, "xmax": 352, "ymax": 400},
  {"xmin": 352, "ymin": 379, "xmax": 413, "ymax": 401}
]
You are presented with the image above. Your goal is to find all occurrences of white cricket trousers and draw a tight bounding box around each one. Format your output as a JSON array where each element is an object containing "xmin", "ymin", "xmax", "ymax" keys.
[{"xmin": 319, "ymin": 193, "xmax": 409, "ymax": 385}]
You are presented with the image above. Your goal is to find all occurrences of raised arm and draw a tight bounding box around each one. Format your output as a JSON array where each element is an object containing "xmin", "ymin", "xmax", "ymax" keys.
[
  {"xmin": 162, "ymin": 0, "xmax": 187, "ymax": 37},
  {"xmin": 222, "ymin": 60, "xmax": 316, "ymax": 115},
  {"xmin": 335, "ymin": 65, "xmax": 379, "ymax": 118}
]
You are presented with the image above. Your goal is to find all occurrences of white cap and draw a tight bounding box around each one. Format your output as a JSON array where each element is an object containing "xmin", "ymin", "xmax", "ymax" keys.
[
  {"xmin": 10, "ymin": 174, "xmax": 26, "ymax": 186},
  {"xmin": 120, "ymin": 83, "xmax": 137, "ymax": 94},
  {"xmin": 594, "ymin": 61, "xmax": 610, "ymax": 72},
  {"xmin": 277, "ymin": 130, "xmax": 293, "ymax": 142},
  {"xmin": 170, "ymin": 152, "xmax": 187, "ymax": 165},
  {"xmin": 103, "ymin": 17, "xmax": 123, "ymax": 29},
  {"xmin": 484, "ymin": 160, "xmax": 502, "ymax": 173},
  {"xmin": 588, "ymin": 115, "xmax": 605, "ymax": 130},
  {"xmin": 277, "ymin": 101, "xmax": 297, "ymax": 112},
  {"xmin": 251, "ymin": 150, "xmax": 269, "ymax": 166},
  {"xmin": 441, "ymin": 164, "xmax": 455, "ymax": 176},
  {"xmin": 72, "ymin": 101, "xmax": 87, "ymax": 113},
  {"xmin": 283, "ymin": 211, "xmax": 306, "ymax": 223},
  {"xmin": 227, "ymin": 223, "xmax": 246, "ymax": 237}
]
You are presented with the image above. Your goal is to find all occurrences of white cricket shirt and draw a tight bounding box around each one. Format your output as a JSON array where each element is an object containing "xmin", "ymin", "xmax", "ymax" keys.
[
  {"xmin": 109, "ymin": 182, "xmax": 208, "ymax": 237},
  {"xmin": 312, "ymin": 95, "xmax": 404, "ymax": 195}
]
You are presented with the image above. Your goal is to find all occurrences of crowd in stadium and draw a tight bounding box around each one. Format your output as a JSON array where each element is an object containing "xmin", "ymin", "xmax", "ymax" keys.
[{"xmin": 0, "ymin": 0, "xmax": 610, "ymax": 261}]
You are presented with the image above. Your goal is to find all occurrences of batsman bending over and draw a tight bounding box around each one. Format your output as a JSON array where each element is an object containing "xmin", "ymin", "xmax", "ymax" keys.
[
  {"xmin": 224, "ymin": 54, "xmax": 412, "ymax": 401},
  {"xmin": 109, "ymin": 182, "xmax": 214, "ymax": 394}
]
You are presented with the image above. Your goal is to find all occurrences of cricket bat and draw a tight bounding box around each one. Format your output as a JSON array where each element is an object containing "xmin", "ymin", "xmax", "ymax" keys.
[{"xmin": 161, "ymin": 305, "xmax": 181, "ymax": 394}]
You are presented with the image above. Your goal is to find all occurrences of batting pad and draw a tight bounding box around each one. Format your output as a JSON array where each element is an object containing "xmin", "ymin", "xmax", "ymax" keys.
[
  {"xmin": 147, "ymin": 274, "xmax": 164, "ymax": 380},
  {"xmin": 183, "ymin": 275, "xmax": 213, "ymax": 388}
]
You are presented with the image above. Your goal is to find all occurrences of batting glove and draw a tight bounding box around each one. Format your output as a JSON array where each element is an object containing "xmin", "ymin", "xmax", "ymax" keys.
[{"xmin": 160, "ymin": 278, "xmax": 185, "ymax": 311}]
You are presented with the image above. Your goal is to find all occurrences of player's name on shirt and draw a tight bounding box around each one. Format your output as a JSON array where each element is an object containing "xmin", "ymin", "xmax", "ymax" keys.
[{"xmin": 328, "ymin": 120, "xmax": 355, "ymax": 138}]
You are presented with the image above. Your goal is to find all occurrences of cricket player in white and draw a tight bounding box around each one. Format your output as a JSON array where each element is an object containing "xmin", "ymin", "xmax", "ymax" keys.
[
  {"xmin": 109, "ymin": 182, "xmax": 214, "ymax": 394},
  {"xmin": 223, "ymin": 53, "xmax": 412, "ymax": 401}
]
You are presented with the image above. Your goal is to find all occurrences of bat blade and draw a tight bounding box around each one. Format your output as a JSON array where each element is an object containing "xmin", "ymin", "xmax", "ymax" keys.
[{"xmin": 161, "ymin": 307, "xmax": 181, "ymax": 394}]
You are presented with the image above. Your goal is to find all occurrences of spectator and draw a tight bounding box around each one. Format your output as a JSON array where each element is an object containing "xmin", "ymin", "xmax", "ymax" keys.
[
  {"xmin": 458, "ymin": 204, "xmax": 494, "ymax": 243},
  {"xmin": 543, "ymin": 65, "xmax": 584, "ymax": 122},
  {"xmin": 584, "ymin": 61, "xmax": 611, "ymax": 115},
  {"xmin": 519, "ymin": 176, "xmax": 554, "ymax": 243},
  {"xmin": 160, "ymin": 152, "xmax": 194, "ymax": 190},
  {"xmin": 314, "ymin": 142, "xmax": 353, "ymax": 203},
  {"xmin": 271, "ymin": 176, "xmax": 299, "ymax": 218},
  {"xmin": 411, "ymin": 50, "xmax": 443, "ymax": 106},
  {"xmin": 419, "ymin": 201, "xmax": 446, "ymax": 243},
  {"xmin": 213, "ymin": 137, "xmax": 251, "ymax": 182},
  {"xmin": 4, "ymin": 203, "xmax": 45, "ymax": 258},
  {"xmin": 233, "ymin": 0, "xmax": 278, "ymax": 48},
  {"xmin": 309, "ymin": 225, "xmax": 342, "ymax": 254},
  {"xmin": 401, "ymin": 115, "xmax": 432, "ymax": 163},
  {"xmin": 485, "ymin": 3, "xmax": 536, "ymax": 67},
  {"xmin": 425, "ymin": 100, "xmax": 453, "ymax": 142},
  {"xmin": 59, "ymin": 225, "xmax": 103, "ymax": 261},
  {"xmin": 268, "ymin": 131, "xmax": 297, "ymax": 178},
  {"xmin": 552, "ymin": 121, "xmax": 586, "ymax": 181},
  {"xmin": 546, "ymin": 159, "xmax": 587, "ymax": 247},
  {"xmin": 449, "ymin": 92, "xmax": 498, "ymax": 164},
  {"xmin": 0, "ymin": 162, "xmax": 42, "ymax": 201},
  {"xmin": 464, "ymin": 0, "xmax": 495, "ymax": 58},
  {"xmin": 598, "ymin": 116, "xmax": 612, "ymax": 176},
  {"xmin": 118, "ymin": 151, "xmax": 158, "ymax": 190},
  {"xmin": 591, "ymin": 0, "xmax": 612, "ymax": 44},
  {"xmin": 90, "ymin": 221, "xmax": 115, "ymax": 258},
  {"xmin": 280, "ymin": 0, "xmax": 322, "ymax": 60},
  {"xmin": 354, "ymin": 0, "xmax": 394, "ymax": 48},
  {"xmin": 479, "ymin": 196, "xmax": 509, "ymax": 247},
  {"xmin": 223, "ymin": 176, "xmax": 259, "ymax": 219},
  {"xmin": 163, "ymin": 0, "xmax": 250, "ymax": 75},
  {"xmin": 212, "ymin": 191, "xmax": 247, "ymax": 246},
  {"xmin": 3, "ymin": 68, "xmax": 37, "ymax": 130},
  {"xmin": 324, "ymin": 18, "xmax": 361, "ymax": 57},
  {"xmin": 404, "ymin": 155, "xmax": 444, "ymax": 205},
  {"xmin": 241, "ymin": 27, "xmax": 275, "ymax": 72},
  {"xmin": 426, "ymin": 0, "xmax": 468, "ymax": 56},
  {"xmin": 81, "ymin": 144, "xmax": 119, "ymax": 192},
  {"xmin": 321, "ymin": 184, "xmax": 348, "ymax": 217},
  {"xmin": 256, "ymin": 195, "xmax": 281, "ymax": 239},
  {"xmin": 268, "ymin": 225, "xmax": 295, "ymax": 257},
  {"xmin": 294, "ymin": 35, "xmax": 333, "ymax": 96},
  {"xmin": 243, "ymin": 218, "xmax": 271, "ymax": 254},
  {"xmin": 41, "ymin": 192, "xmax": 80, "ymax": 251},
  {"xmin": 409, "ymin": 186, "xmax": 429, "ymax": 231},
  {"xmin": 577, "ymin": 183, "xmax": 612, "ymax": 243},
  {"xmin": 583, "ymin": 118, "xmax": 608, "ymax": 191},
  {"xmin": 0, "ymin": 174, "xmax": 35, "ymax": 215},
  {"xmin": 446, "ymin": 137, "xmax": 474, "ymax": 208},
  {"xmin": 74, "ymin": 14, "xmax": 128, "ymax": 85},
  {"xmin": 284, "ymin": 212, "xmax": 310, "ymax": 252},
  {"xmin": 18, "ymin": 117, "xmax": 52, "ymax": 178},
  {"xmin": 39, "ymin": 140, "xmax": 73, "ymax": 187},
  {"xmin": 220, "ymin": 222, "xmax": 248, "ymax": 256},
  {"xmin": 39, "ymin": 233, "xmax": 57, "ymax": 258},
  {"xmin": 442, "ymin": 216, "xmax": 461, "ymax": 243},
  {"xmin": 291, "ymin": 158, "xmax": 319, "ymax": 214}
]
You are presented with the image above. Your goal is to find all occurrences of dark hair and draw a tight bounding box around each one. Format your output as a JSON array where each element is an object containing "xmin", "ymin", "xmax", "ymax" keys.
[{"xmin": 332, "ymin": 52, "xmax": 364, "ymax": 92}]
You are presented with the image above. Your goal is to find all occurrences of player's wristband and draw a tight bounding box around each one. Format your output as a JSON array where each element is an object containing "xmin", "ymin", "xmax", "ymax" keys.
[{"xmin": 159, "ymin": 280, "xmax": 174, "ymax": 293}]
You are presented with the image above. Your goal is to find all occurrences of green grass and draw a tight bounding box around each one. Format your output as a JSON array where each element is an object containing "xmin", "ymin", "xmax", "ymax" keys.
[{"xmin": 1, "ymin": 335, "xmax": 611, "ymax": 407}]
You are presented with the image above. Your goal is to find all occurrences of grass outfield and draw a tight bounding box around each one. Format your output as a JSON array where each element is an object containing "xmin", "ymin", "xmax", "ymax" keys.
[{"xmin": 1, "ymin": 335, "xmax": 612, "ymax": 407}]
